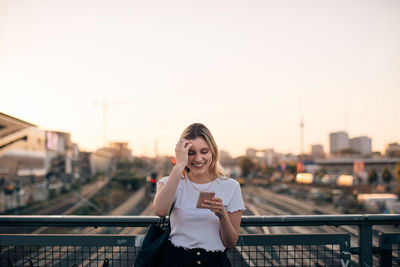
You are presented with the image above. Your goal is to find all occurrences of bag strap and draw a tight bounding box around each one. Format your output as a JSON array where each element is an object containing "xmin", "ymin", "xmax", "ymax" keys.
[
  {"xmin": 158, "ymin": 202, "xmax": 174, "ymax": 227},
  {"xmin": 169, "ymin": 202, "xmax": 175, "ymax": 216}
]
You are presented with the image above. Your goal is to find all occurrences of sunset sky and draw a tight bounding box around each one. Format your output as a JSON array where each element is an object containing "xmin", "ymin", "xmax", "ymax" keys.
[{"xmin": 1, "ymin": 0, "xmax": 399, "ymax": 157}]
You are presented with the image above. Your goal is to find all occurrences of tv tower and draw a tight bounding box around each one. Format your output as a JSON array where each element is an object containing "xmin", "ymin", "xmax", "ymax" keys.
[
  {"xmin": 300, "ymin": 117, "xmax": 304, "ymax": 156},
  {"xmin": 299, "ymin": 97, "xmax": 305, "ymax": 157}
]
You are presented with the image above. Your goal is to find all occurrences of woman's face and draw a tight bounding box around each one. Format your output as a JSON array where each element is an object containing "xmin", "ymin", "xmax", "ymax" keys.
[{"xmin": 187, "ymin": 137, "xmax": 213, "ymax": 178}]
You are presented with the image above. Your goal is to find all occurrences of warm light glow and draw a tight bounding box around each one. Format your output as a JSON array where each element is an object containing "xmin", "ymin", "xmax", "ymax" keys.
[
  {"xmin": 337, "ymin": 175, "xmax": 354, "ymax": 187},
  {"xmin": 357, "ymin": 194, "xmax": 398, "ymax": 201},
  {"xmin": 296, "ymin": 173, "xmax": 313, "ymax": 184}
]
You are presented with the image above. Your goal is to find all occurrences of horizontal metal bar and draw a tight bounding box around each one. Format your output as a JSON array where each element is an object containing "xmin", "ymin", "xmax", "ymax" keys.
[
  {"xmin": 241, "ymin": 214, "xmax": 400, "ymax": 226},
  {"xmin": 0, "ymin": 215, "xmax": 159, "ymax": 227},
  {"xmin": 0, "ymin": 214, "xmax": 399, "ymax": 227},
  {"xmin": 0, "ymin": 233, "xmax": 350, "ymax": 247},
  {"xmin": 0, "ymin": 234, "xmax": 138, "ymax": 246},
  {"xmin": 237, "ymin": 233, "xmax": 350, "ymax": 246}
]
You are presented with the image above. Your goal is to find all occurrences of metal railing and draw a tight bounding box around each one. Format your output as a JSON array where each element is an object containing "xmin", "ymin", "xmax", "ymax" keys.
[{"xmin": 0, "ymin": 214, "xmax": 399, "ymax": 266}]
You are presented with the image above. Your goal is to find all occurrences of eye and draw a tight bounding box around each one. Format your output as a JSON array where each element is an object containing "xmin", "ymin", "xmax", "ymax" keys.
[
  {"xmin": 201, "ymin": 149, "xmax": 208, "ymax": 154},
  {"xmin": 188, "ymin": 150, "xmax": 195, "ymax": 155}
]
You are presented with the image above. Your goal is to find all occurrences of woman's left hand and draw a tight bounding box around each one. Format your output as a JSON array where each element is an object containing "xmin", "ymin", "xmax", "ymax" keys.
[{"xmin": 203, "ymin": 198, "xmax": 227, "ymax": 219}]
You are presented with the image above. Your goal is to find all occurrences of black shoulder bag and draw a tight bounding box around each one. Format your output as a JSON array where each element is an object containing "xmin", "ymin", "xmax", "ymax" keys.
[{"xmin": 135, "ymin": 203, "xmax": 174, "ymax": 267}]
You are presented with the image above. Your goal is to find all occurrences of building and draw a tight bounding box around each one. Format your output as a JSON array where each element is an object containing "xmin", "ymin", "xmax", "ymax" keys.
[
  {"xmin": 311, "ymin": 144, "xmax": 325, "ymax": 159},
  {"xmin": 0, "ymin": 113, "xmax": 91, "ymax": 213},
  {"xmin": 330, "ymin": 131, "xmax": 350, "ymax": 156},
  {"xmin": 44, "ymin": 130, "xmax": 74, "ymax": 180},
  {"xmin": 262, "ymin": 149, "xmax": 275, "ymax": 166},
  {"xmin": 0, "ymin": 113, "xmax": 47, "ymax": 212},
  {"xmin": 90, "ymin": 148, "xmax": 114, "ymax": 175},
  {"xmin": 314, "ymin": 158, "xmax": 400, "ymax": 178},
  {"xmin": 109, "ymin": 142, "xmax": 133, "ymax": 162},
  {"xmin": 385, "ymin": 143, "xmax": 400, "ymax": 158},
  {"xmin": 246, "ymin": 148, "xmax": 257, "ymax": 158},
  {"xmin": 0, "ymin": 112, "xmax": 46, "ymax": 182},
  {"xmin": 350, "ymin": 136, "xmax": 372, "ymax": 156},
  {"xmin": 245, "ymin": 147, "xmax": 281, "ymax": 167},
  {"xmin": 90, "ymin": 142, "xmax": 133, "ymax": 175},
  {"xmin": 329, "ymin": 131, "xmax": 373, "ymax": 157}
]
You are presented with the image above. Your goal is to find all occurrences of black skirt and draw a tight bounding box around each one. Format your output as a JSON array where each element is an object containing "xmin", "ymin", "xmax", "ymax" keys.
[{"xmin": 159, "ymin": 240, "xmax": 232, "ymax": 267}]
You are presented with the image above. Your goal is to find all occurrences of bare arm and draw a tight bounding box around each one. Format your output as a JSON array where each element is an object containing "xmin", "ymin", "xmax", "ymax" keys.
[
  {"xmin": 219, "ymin": 211, "xmax": 242, "ymax": 249},
  {"xmin": 152, "ymin": 139, "xmax": 192, "ymax": 217},
  {"xmin": 153, "ymin": 163, "xmax": 185, "ymax": 216},
  {"xmin": 202, "ymin": 198, "xmax": 242, "ymax": 249}
]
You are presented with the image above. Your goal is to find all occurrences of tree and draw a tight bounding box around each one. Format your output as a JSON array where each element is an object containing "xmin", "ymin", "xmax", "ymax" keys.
[
  {"xmin": 336, "ymin": 148, "xmax": 359, "ymax": 156},
  {"xmin": 286, "ymin": 164, "xmax": 297, "ymax": 174},
  {"xmin": 368, "ymin": 169, "xmax": 378, "ymax": 184},
  {"xmin": 388, "ymin": 151, "xmax": 400, "ymax": 158},
  {"xmin": 238, "ymin": 157, "xmax": 255, "ymax": 178},
  {"xmin": 395, "ymin": 163, "xmax": 400, "ymax": 193},
  {"xmin": 382, "ymin": 168, "xmax": 393, "ymax": 183},
  {"xmin": 261, "ymin": 165, "xmax": 274, "ymax": 177}
]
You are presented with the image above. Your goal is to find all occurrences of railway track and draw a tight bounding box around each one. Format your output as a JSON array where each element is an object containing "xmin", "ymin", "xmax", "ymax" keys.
[
  {"xmin": 241, "ymin": 185, "xmax": 400, "ymax": 266},
  {"xmin": 2, "ymin": 186, "xmax": 152, "ymax": 267}
]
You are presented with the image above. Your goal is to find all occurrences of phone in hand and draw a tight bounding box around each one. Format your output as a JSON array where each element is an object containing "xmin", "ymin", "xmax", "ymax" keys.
[{"xmin": 196, "ymin": 191, "xmax": 215, "ymax": 209}]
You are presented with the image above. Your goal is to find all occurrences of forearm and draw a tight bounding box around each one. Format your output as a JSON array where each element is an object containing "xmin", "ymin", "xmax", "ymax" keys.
[
  {"xmin": 219, "ymin": 213, "xmax": 239, "ymax": 249},
  {"xmin": 152, "ymin": 164, "xmax": 185, "ymax": 216}
]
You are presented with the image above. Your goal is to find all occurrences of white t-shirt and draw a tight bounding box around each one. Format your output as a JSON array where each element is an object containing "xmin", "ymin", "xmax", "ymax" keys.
[{"xmin": 158, "ymin": 176, "xmax": 245, "ymax": 251}]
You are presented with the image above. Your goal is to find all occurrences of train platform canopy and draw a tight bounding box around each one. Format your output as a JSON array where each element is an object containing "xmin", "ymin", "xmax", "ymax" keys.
[{"xmin": 0, "ymin": 112, "xmax": 37, "ymax": 139}]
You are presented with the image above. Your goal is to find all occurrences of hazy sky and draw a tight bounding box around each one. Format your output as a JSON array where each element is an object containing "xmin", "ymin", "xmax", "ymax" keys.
[{"xmin": 1, "ymin": 0, "xmax": 399, "ymax": 157}]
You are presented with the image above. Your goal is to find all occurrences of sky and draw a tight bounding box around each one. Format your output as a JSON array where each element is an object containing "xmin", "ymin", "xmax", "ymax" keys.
[{"xmin": 1, "ymin": 0, "xmax": 399, "ymax": 157}]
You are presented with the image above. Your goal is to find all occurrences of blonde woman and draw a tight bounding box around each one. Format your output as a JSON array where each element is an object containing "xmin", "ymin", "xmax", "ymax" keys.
[{"xmin": 153, "ymin": 123, "xmax": 245, "ymax": 266}]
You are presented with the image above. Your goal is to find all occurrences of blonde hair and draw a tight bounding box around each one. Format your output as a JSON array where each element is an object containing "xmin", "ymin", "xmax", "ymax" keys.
[{"xmin": 180, "ymin": 123, "xmax": 226, "ymax": 179}]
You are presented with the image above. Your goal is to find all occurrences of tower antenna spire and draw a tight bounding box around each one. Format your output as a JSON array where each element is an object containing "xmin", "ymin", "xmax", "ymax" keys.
[
  {"xmin": 299, "ymin": 97, "xmax": 304, "ymax": 156},
  {"xmin": 300, "ymin": 117, "xmax": 304, "ymax": 156}
]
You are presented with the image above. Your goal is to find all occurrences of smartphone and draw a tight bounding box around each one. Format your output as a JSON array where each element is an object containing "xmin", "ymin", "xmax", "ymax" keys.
[{"xmin": 196, "ymin": 191, "xmax": 215, "ymax": 209}]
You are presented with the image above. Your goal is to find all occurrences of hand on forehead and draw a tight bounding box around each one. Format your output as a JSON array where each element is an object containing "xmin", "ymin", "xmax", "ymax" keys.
[{"xmin": 187, "ymin": 137, "xmax": 209, "ymax": 149}]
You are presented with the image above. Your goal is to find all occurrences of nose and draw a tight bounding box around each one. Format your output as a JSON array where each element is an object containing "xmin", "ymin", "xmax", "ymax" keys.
[{"xmin": 195, "ymin": 153, "xmax": 202, "ymax": 162}]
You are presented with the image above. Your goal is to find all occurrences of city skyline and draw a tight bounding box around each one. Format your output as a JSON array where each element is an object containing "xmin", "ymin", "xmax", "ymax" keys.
[
  {"xmin": 1, "ymin": 0, "xmax": 399, "ymax": 157},
  {"xmin": 0, "ymin": 110, "xmax": 395, "ymax": 158}
]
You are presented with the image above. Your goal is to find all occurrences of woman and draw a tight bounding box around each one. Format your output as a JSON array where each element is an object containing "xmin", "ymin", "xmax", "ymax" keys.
[{"xmin": 153, "ymin": 123, "xmax": 245, "ymax": 267}]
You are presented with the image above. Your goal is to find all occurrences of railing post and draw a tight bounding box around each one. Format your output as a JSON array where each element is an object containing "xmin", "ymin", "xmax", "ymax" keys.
[
  {"xmin": 358, "ymin": 224, "xmax": 372, "ymax": 267},
  {"xmin": 379, "ymin": 234, "xmax": 392, "ymax": 267}
]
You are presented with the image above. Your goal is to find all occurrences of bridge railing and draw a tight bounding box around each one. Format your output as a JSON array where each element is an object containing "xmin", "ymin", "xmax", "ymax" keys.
[{"xmin": 0, "ymin": 214, "xmax": 399, "ymax": 267}]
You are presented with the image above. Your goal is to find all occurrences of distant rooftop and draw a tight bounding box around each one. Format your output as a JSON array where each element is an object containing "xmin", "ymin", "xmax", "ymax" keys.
[{"xmin": 0, "ymin": 112, "xmax": 37, "ymax": 139}]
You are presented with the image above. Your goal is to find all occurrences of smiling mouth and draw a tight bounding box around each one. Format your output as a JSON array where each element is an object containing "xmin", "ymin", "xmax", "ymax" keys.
[{"xmin": 191, "ymin": 162, "xmax": 205, "ymax": 169}]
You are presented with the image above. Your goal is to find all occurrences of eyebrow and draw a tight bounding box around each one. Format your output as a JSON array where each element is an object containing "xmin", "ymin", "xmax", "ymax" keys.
[{"xmin": 189, "ymin": 148, "xmax": 209, "ymax": 152}]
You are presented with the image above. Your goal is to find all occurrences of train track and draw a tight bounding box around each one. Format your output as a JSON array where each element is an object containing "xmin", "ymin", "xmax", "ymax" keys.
[
  {"xmin": 3, "ymin": 186, "xmax": 151, "ymax": 267},
  {"xmin": 241, "ymin": 185, "xmax": 399, "ymax": 266}
]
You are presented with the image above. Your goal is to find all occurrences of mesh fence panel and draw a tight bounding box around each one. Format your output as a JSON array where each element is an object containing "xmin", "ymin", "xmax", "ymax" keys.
[
  {"xmin": 393, "ymin": 243, "xmax": 400, "ymax": 267},
  {"xmin": 1, "ymin": 245, "xmax": 138, "ymax": 267},
  {"xmin": 1, "ymin": 234, "xmax": 351, "ymax": 267},
  {"xmin": 228, "ymin": 244, "xmax": 346, "ymax": 266},
  {"xmin": 228, "ymin": 234, "xmax": 351, "ymax": 267}
]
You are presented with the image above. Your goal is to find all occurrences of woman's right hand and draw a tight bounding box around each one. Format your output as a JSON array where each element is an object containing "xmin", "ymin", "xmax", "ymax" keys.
[{"xmin": 175, "ymin": 139, "xmax": 192, "ymax": 167}]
